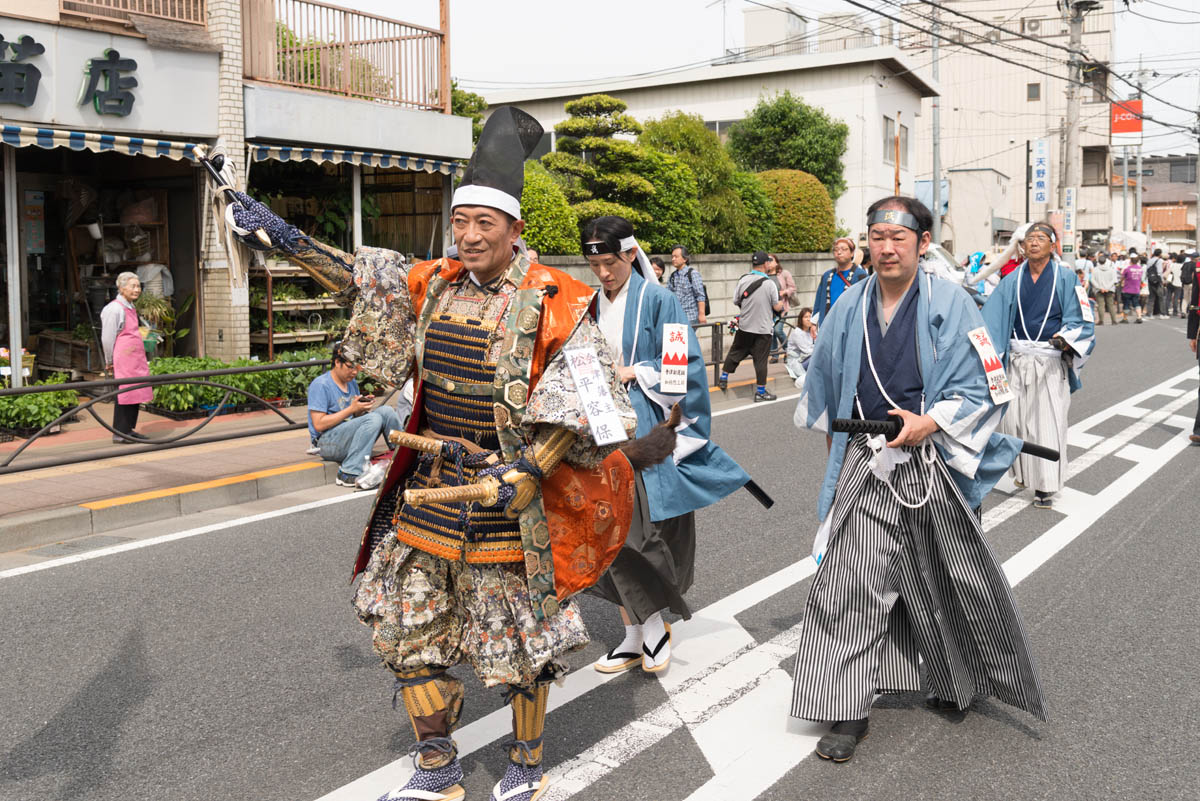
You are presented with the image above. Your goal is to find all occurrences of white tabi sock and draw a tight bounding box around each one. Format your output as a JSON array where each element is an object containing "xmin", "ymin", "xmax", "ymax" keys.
[
  {"xmin": 641, "ymin": 611, "xmax": 670, "ymax": 669},
  {"xmin": 596, "ymin": 624, "xmax": 642, "ymax": 667}
]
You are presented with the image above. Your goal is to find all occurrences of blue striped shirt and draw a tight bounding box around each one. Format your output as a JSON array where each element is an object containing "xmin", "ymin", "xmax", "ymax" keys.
[{"xmin": 667, "ymin": 266, "xmax": 705, "ymax": 324}]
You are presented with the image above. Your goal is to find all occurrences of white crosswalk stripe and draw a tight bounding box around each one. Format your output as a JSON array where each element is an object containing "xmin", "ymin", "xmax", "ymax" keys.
[{"xmin": 318, "ymin": 368, "xmax": 1198, "ymax": 801}]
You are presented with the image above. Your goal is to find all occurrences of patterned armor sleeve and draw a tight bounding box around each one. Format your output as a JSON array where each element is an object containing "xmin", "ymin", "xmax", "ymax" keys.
[
  {"xmin": 524, "ymin": 317, "xmax": 638, "ymax": 469},
  {"xmin": 226, "ymin": 191, "xmax": 416, "ymax": 389}
]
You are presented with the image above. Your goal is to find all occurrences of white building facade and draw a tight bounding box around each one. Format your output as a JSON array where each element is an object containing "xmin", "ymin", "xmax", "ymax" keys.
[{"xmin": 484, "ymin": 46, "xmax": 938, "ymax": 239}]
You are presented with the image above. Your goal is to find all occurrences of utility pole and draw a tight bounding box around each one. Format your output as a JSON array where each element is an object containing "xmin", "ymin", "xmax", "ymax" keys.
[
  {"xmin": 931, "ymin": 5, "xmax": 942, "ymax": 246},
  {"xmin": 1025, "ymin": 140, "xmax": 1031, "ymax": 223},
  {"xmin": 1122, "ymin": 146, "xmax": 1129, "ymax": 231},
  {"xmin": 1057, "ymin": 1, "xmax": 1089, "ymax": 213},
  {"xmin": 1135, "ymin": 58, "xmax": 1145, "ymax": 233},
  {"xmin": 894, "ymin": 111, "xmax": 901, "ymax": 195}
]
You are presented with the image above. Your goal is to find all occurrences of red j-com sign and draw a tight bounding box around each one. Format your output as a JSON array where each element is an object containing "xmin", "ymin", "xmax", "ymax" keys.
[{"xmin": 1111, "ymin": 99, "xmax": 1143, "ymax": 146}]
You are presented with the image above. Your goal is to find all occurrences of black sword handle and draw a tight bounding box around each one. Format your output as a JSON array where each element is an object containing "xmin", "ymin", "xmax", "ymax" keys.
[
  {"xmin": 742, "ymin": 478, "xmax": 774, "ymax": 509},
  {"xmin": 830, "ymin": 418, "xmax": 1060, "ymax": 462}
]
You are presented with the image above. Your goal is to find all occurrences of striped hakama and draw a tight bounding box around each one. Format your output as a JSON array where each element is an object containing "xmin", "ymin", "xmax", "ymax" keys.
[
  {"xmin": 1002, "ymin": 340, "xmax": 1070, "ymax": 494},
  {"xmin": 791, "ymin": 435, "xmax": 1047, "ymax": 723}
]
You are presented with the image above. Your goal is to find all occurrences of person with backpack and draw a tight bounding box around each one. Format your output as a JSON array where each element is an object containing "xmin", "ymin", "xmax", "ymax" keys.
[
  {"xmin": 666, "ymin": 244, "xmax": 708, "ymax": 326},
  {"xmin": 1146, "ymin": 248, "xmax": 1167, "ymax": 319},
  {"xmin": 814, "ymin": 237, "xmax": 868, "ymax": 324},
  {"xmin": 1180, "ymin": 250, "xmax": 1196, "ymax": 319},
  {"xmin": 717, "ymin": 251, "xmax": 784, "ymax": 400}
]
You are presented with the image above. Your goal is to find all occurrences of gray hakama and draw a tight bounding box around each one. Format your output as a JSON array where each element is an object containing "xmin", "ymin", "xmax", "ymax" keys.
[
  {"xmin": 790, "ymin": 435, "xmax": 1048, "ymax": 723},
  {"xmin": 587, "ymin": 473, "xmax": 695, "ymax": 623}
]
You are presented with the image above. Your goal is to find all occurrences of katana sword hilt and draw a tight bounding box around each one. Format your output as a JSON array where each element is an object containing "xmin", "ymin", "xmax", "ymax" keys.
[
  {"xmin": 405, "ymin": 477, "xmax": 501, "ymax": 508},
  {"xmin": 387, "ymin": 430, "xmax": 448, "ymax": 455},
  {"xmin": 397, "ymin": 429, "xmax": 579, "ymax": 518},
  {"xmin": 831, "ymin": 418, "xmax": 1060, "ymax": 462}
]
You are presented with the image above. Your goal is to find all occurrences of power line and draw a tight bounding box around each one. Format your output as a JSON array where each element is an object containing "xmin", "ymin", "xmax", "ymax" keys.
[
  {"xmin": 1142, "ymin": 0, "xmax": 1200, "ymax": 15},
  {"xmin": 908, "ymin": 0, "xmax": 1080, "ymax": 56},
  {"xmin": 1120, "ymin": 5, "xmax": 1200, "ymax": 24},
  {"xmin": 876, "ymin": 0, "xmax": 1075, "ymax": 71},
  {"xmin": 835, "ymin": 0, "xmax": 1198, "ymax": 132},
  {"xmin": 909, "ymin": 0, "xmax": 1199, "ymax": 115}
]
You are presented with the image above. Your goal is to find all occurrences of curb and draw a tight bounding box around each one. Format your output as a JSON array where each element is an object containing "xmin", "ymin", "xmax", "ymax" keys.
[{"xmin": 1, "ymin": 460, "xmax": 342, "ymax": 552}]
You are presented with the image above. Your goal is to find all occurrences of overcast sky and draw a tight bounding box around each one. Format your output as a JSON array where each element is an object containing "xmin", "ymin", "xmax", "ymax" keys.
[{"xmin": 352, "ymin": 0, "xmax": 1198, "ymax": 156}]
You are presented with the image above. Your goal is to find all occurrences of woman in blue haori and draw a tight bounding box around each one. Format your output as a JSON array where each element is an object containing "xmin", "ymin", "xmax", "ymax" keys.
[
  {"xmin": 581, "ymin": 216, "xmax": 750, "ymax": 675},
  {"xmin": 981, "ymin": 221, "xmax": 1095, "ymax": 509}
]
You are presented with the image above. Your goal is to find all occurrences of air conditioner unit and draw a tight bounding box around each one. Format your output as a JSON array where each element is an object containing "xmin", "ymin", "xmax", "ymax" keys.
[
  {"xmin": 1023, "ymin": 18, "xmax": 1042, "ymax": 36},
  {"xmin": 985, "ymin": 29, "xmax": 1002, "ymax": 43},
  {"xmin": 948, "ymin": 29, "xmax": 965, "ymax": 43}
]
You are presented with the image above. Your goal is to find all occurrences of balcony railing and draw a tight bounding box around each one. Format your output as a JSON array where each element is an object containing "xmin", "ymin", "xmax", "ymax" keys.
[
  {"xmin": 60, "ymin": 0, "xmax": 207, "ymax": 26},
  {"xmin": 242, "ymin": 0, "xmax": 449, "ymax": 112}
]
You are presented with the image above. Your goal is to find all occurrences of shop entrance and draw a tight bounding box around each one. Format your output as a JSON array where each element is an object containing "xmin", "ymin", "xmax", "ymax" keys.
[{"xmin": 1, "ymin": 145, "xmax": 201, "ymax": 378}]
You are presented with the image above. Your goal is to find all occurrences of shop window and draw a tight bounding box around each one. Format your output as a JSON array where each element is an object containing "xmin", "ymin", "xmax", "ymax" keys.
[
  {"xmin": 1169, "ymin": 160, "xmax": 1196, "ymax": 183},
  {"xmin": 1027, "ymin": 82, "xmax": 1041, "ymax": 101},
  {"xmin": 1082, "ymin": 147, "xmax": 1108, "ymax": 186},
  {"xmin": 1084, "ymin": 64, "xmax": 1107, "ymax": 103}
]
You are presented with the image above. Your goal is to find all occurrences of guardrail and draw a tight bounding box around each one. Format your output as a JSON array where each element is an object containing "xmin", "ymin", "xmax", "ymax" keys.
[{"xmin": 0, "ymin": 360, "xmax": 330, "ymax": 475}]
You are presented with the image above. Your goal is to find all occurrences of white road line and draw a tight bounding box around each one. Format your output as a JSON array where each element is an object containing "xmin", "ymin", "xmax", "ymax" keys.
[
  {"xmin": 1, "ymin": 388, "xmax": 796, "ymax": 580},
  {"xmin": 316, "ymin": 369, "xmax": 1200, "ymax": 801},
  {"xmin": 711, "ymin": 393, "xmax": 801, "ymax": 417},
  {"xmin": 314, "ymin": 559, "xmax": 820, "ymax": 801},
  {"xmin": 0, "ymin": 492, "xmax": 371, "ymax": 580}
]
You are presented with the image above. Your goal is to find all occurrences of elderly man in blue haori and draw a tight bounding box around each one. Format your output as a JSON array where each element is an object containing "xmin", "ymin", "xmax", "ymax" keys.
[
  {"xmin": 579, "ymin": 215, "xmax": 751, "ymax": 676},
  {"xmin": 790, "ymin": 196, "xmax": 1046, "ymax": 765},
  {"xmin": 981, "ymin": 221, "xmax": 1095, "ymax": 510}
]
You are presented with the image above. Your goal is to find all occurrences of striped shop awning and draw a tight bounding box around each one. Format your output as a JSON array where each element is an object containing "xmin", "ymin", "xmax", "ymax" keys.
[
  {"xmin": 249, "ymin": 142, "xmax": 462, "ymax": 177},
  {"xmin": 1, "ymin": 121, "xmax": 198, "ymax": 160}
]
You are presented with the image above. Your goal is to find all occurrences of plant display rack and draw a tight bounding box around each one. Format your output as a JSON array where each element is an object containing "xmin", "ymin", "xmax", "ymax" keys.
[{"xmin": 249, "ymin": 259, "xmax": 344, "ymax": 359}]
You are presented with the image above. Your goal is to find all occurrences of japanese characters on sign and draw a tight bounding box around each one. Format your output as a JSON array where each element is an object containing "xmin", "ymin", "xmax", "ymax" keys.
[
  {"xmin": 1063, "ymin": 187, "xmax": 1077, "ymax": 234},
  {"xmin": 564, "ymin": 346, "xmax": 629, "ymax": 447},
  {"xmin": 1032, "ymin": 138, "xmax": 1050, "ymax": 206},
  {"xmin": 79, "ymin": 49, "xmax": 138, "ymax": 116},
  {"xmin": 0, "ymin": 34, "xmax": 45, "ymax": 108},
  {"xmin": 660, "ymin": 323, "xmax": 689, "ymax": 394},
  {"xmin": 0, "ymin": 33, "xmax": 140, "ymax": 116},
  {"xmin": 966, "ymin": 326, "xmax": 1014, "ymax": 405}
]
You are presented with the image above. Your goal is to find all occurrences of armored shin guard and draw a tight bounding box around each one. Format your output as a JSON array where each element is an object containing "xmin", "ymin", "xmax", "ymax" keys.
[
  {"xmin": 394, "ymin": 667, "xmax": 465, "ymax": 769},
  {"xmin": 504, "ymin": 682, "xmax": 550, "ymax": 767}
]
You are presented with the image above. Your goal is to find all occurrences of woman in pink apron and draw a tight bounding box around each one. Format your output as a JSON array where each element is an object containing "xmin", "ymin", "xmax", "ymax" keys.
[{"xmin": 100, "ymin": 272, "xmax": 153, "ymax": 443}]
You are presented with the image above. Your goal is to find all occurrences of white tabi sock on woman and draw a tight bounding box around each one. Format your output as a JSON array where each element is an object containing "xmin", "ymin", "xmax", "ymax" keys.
[
  {"xmin": 641, "ymin": 612, "xmax": 671, "ymax": 673},
  {"xmin": 594, "ymin": 624, "xmax": 643, "ymax": 673}
]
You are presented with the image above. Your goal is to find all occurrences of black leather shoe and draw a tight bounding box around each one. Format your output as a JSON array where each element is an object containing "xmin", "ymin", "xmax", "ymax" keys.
[
  {"xmin": 815, "ymin": 720, "xmax": 868, "ymax": 763},
  {"xmin": 926, "ymin": 695, "xmax": 969, "ymax": 719}
]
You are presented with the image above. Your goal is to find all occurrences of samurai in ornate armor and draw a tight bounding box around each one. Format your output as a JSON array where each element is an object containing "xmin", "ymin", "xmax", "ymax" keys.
[{"xmin": 211, "ymin": 108, "xmax": 676, "ymax": 801}]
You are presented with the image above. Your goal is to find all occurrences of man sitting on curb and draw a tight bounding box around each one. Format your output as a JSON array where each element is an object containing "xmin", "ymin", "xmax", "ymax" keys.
[{"xmin": 307, "ymin": 341, "xmax": 401, "ymax": 490}]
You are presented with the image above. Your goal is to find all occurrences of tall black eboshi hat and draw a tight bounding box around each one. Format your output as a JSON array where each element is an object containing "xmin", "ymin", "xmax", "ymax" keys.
[{"xmin": 451, "ymin": 107, "xmax": 543, "ymax": 220}]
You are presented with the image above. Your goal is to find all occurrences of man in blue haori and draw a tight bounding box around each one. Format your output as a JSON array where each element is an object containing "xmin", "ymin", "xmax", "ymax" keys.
[
  {"xmin": 981, "ymin": 221, "xmax": 1095, "ymax": 509},
  {"xmin": 791, "ymin": 196, "xmax": 1046, "ymax": 764},
  {"xmin": 581, "ymin": 215, "xmax": 750, "ymax": 675}
]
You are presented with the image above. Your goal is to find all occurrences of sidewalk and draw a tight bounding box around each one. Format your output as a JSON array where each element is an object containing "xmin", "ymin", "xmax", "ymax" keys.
[{"xmin": 0, "ymin": 355, "xmax": 797, "ymax": 553}]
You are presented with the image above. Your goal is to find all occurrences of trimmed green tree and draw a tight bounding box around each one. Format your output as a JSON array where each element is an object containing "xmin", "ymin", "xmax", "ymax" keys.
[
  {"xmin": 728, "ymin": 171, "xmax": 775, "ymax": 253},
  {"xmin": 640, "ymin": 111, "xmax": 750, "ymax": 253},
  {"xmin": 520, "ymin": 162, "xmax": 581, "ymax": 256},
  {"xmin": 728, "ymin": 91, "xmax": 850, "ymax": 201},
  {"xmin": 757, "ymin": 169, "xmax": 836, "ymax": 253},
  {"xmin": 541, "ymin": 94, "xmax": 702, "ymax": 252},
  {"xmin": 451, "ymin": 81, "xmax": 488, "ymax": 143}
]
